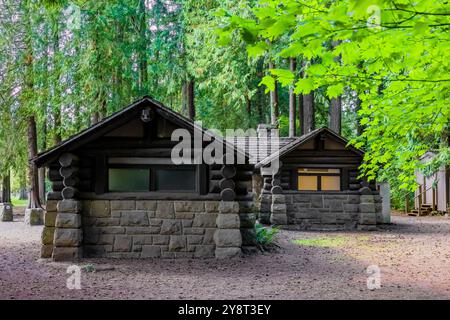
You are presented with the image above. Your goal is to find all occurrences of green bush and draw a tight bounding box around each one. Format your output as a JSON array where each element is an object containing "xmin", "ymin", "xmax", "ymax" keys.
[{"xmin": 255, "ymin": 222, "xmax": 280, "ymax": 246}]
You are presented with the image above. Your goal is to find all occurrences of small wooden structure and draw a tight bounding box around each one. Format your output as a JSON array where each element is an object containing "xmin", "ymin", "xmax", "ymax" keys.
[{"xmin": 409, "ymin": 152, "xmax": 450, "ymax": 216}]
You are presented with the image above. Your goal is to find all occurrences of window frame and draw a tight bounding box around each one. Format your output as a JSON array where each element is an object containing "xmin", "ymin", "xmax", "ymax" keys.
[
  {"xmin": 106, "ymin": 164, "xmax": 199, "ymax": 194},
  {"xmin": 297, "ymin": 167, "xmax": 342, "ymax": 191}
]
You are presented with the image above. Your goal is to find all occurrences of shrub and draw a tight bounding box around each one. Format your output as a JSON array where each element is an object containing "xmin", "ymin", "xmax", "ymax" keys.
[{"xmin": 255, "ymin": 222, "xmax": 280, "ymax": 246}]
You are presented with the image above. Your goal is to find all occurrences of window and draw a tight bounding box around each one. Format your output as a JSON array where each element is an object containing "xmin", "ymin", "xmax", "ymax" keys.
[
  {"xmin": 107, "ymin": 166, "xmax": 197, "ymax": 192},
  {"xmin": 298, "ymin": 168, "xmax": 341, "ymax": 191},
  {"xmin": 155, "ymin": 168, "xmax": 197, "ymax": 191},
  {"xmin": 108, "ymin": 168, "xmax": 150, "ymax": 192}
]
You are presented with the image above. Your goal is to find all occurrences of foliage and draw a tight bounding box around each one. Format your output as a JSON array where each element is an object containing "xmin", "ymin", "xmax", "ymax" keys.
[
  {"xmin": 255, "ymin": 222, "xmax": 280, "ymax": 245},
  {"xmin": 217, "ymin": 0, "xmax": 450, "ymax": 192}
]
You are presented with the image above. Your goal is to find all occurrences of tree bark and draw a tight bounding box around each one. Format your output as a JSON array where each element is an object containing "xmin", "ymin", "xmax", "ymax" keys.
[
  {"xmin": 19, "ymin": 172, "xmax": 27, "ymax": 200},
  {"xmin": 53, "ymin": 20, "xmax": 62, "ymax": 145},
  {"xmin": 298, "ymin": 88, "xmax": 304, "ymax": 135},
  {"xmin": 355, "ymin": 95, "xmax": 363, "ymax": 136},
  {"xmin": 329, "ymin": 96, "xmax": 342, "ymax": 134},
  {"xmin": 289, "ymin": 58, "xmax": 297, "ymax": 137},
  {"xmin": 329, "ymin": 41, "xmax": 342, "ymax": 135},
  {"xmin": 27, "ymin": 116, "xmax": 42, "ymax": 209},
  {"xmin": 187, "ymin": 80, "xmax": 195, "ymax": 120},
  {"xmin": 268, "ymin": 61, "xmax": 279, "ymax": 126},
  {"xmin": 138, "ymin": 0, "xmax": 148, "ymax": 94},
  {"xmin": 2, "ymin": 173, "xmax": 11, "ymax": 204},
  {"xmin": 300, "ymin": 61, "xmax": 315, "ymax": 134}
]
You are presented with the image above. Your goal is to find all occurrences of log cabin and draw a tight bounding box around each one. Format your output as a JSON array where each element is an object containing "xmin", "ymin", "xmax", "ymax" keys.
[
  {"xmin": 33, "ymin": 96, "xmax": 385, "ymax": 261},
  {"xmin": 239, "ymin": 126, "xmax": 385, "ymax": 231}
]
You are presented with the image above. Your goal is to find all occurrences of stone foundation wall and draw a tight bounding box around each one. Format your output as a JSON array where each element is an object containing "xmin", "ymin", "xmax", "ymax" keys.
[
  {"xmin": 42, "ymin": 199, "xmax": 256, "ymax": 259},
  {"xmin": 282, "ymin": 192, "xmax": 382, "ymax": 230}
]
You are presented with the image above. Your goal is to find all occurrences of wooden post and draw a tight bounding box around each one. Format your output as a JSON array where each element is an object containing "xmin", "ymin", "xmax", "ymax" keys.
[
  {"xmin": 405, "ymin": 194, "xmax": 410, "ymax": 214},
  {"xmin": 418, "ymin": 185, "xmax": 422, "ymax": 216},
  {"xmin": 432, "ymin": 187, "xmax": 436, "ymax": 211}
]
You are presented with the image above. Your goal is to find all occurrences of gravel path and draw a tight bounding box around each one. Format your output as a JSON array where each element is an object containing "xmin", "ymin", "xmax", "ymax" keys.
[{"xmin": 1, "ymin": 211, "xmax": 450, "ymax": 300}]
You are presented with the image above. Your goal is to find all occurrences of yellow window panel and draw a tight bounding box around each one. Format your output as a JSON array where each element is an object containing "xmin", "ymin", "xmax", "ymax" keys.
[
  {"xmin": 298, "ymin": 176, "xmax": 318, "ymax": 191},
  {"xmin": 321, "ymin": 176, "xmax": 341, "ymax": 191}
]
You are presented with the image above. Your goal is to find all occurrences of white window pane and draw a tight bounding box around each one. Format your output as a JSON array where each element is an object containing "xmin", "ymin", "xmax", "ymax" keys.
[{"xmin": 298, "ymin": 168, "xmax": 340, "ymax": 174}]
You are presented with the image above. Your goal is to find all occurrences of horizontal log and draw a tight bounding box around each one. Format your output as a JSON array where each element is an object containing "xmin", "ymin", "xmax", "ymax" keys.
[
  {"xmin": 48, "ymin": 169, "xmax": 62, "ymax": 181},
  {"xmin": 234, "ymin": 171, "xmax": 253, "ymax": 180},
  {"xmin": 220, "ymin": 188, "xmax": 236, "ymax": 201},
  {"xmin": 210, "ymin": 170, "xmax": 222, "ymax": 180},
  {"xmin": 63, "ymin": 177, "xmax": 80, "ymax": 188},
  {"xmin": 219, "ymin": 178, "xmax": 235, "ymax": 191},
  {"xmin": 271, "ymin": 186, "xmax": 283, "ymax": 195},
  {"xmin": 49, "ymin": 167, "xmax": 92, "ymax": 181},
  {"xmin": 59, "ymin": 153, "xmax": 79, "ymax": 168},
  {"xmin": 52, "ymin": 180, "xmax": 92, "ymax": 192},
  {"xmin": 209, "ymin": 182, "xmax": 221, "ymax": 194},
  {"xmin": 281, "ymin": 183, "xmax": 290, "ymax": 190},
  {"xmin": 62, "ymin": 187, "xmax": 79, "ymax": 200},
  {"xmin": 349, "ymin": 183, "xmax": 361, "ymax": 190},
  {"xmin": 60, "ymin": 167, "xmax": 79, "ymax": 179},
  {"xmin": 271, "ymin": 178, "xmax": 281, "ymax": 187},
  {"xmin": 221, "ymin": 165, "xmax": 236, "ymax": 179}
]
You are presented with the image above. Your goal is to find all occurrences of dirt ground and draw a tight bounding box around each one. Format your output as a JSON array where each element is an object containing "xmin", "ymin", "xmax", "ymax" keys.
[{"xmin": 1, "ymin": 208, "xmax": 450, "ymax": 300}]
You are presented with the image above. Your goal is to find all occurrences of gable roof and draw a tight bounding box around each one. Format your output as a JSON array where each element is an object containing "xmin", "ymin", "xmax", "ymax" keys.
[
  {"xmin": 33, "ymin": 96, "xmax": 249, "ymax": 167},
  {"xmin": 230, "ymin": 136, "xmax": 297, "ymax": 164},
  {"xmin": 255, "ymin": 127, "xmax": 364, "ymax": 169}
]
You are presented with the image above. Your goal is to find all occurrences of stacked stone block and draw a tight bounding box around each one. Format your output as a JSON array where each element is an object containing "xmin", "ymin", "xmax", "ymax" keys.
[
  {"xmin": 82, "ymin": 200, "xmax": 220, "ymax": 259},
  {"xmin": 357, "ymin": 187, "xmax": 377, "ymax": 231},
  {"xmin": 0, "ymin": 203, "xmax": 13, "ymax": 222},
  {"xmin": 270, "ymin": 194, "xmax": 287, "ymax": 225},
  {"xmin": 214, "ymin": 201, "xmax": 242, "ymax": 259},
  {"xmin": 52, "ymin": 153, "xmax": 83, "ymax": 261},
  {"xmin": 285, "ymin": 193, "xmax": 361, "ymax": 230},
  {"xmin": 40, "ymin": 200, "xmax": 58, "ymax": 258}
]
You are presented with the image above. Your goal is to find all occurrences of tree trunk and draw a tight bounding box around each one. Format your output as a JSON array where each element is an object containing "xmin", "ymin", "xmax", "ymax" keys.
[
  {"xmin": 187, "ymin": 80, "xmax": 195, "ymax": 120},
  {"xmin": 2, "ymin": 173, "xmax": 11, "ymax": 204},
  {"xmin": 302, "ymin": 92, "xmax": 315, "ymax": 134},
  {"xmin": 138, "ymin": 0, "xmax": 148, "ymax": 94},
  {"xmin": 268, "ymin": 61, "xmax": 279, "ymax": 126},
  {"xmin": 289, "ymin": 58, "xmax": 297, "ymax": 137},
  {"xmin": 27, "ymin": 116, "xmax": 41, "ymax": 209},
  {"xmin": 19, "ymin": 172, "xmax": 27, "ymax": 200},
  {"xmin": 53, "ymin": 21, "xmax": 62, "ymax": 145},
  {"xmin": 329, "ymin": 96, "xmax": 342, "ymax": 134},
  {"xmin": 329, "ymin": 41, "xmax": 342, "ymax": 135},
  {"xmin": 300, "ymin": 60, "xmax": 315, "ymax": 134},
  {"xmin": 355, "ymin": 96, "xmax": 363, "ymax": 136},
  {"xmin": 298, "ymin": 86, "xmax": 304, "ymax": 135},
  {"xmin": 246, "ymin": 94, "xmax": 251, "ymax": 118}
]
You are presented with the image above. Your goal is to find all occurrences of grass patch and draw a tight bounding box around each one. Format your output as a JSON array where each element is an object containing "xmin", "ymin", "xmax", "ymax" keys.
[
  {"xmin": 292, "ymin": 236, "xmax": 349, "ymax": 248},
  {"xmin": 11, "ymin": 198, "xmax": 28, "ymax": 207}
]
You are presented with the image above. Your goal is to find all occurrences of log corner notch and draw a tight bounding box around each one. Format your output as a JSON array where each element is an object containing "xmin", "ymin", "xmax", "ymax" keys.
[
  {"xmin": 219, "ymin": 154, "xmax": 237, "ymax": 202},
  {"xmin": 51, "ymin": 153, "xmax": 83, "ymax": 261}
]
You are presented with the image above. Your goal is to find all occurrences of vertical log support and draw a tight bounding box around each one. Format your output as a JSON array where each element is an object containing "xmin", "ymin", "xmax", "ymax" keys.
[
  {"xmin": 52, "ymin": 153, "xmax": 83, "ymax": 261},
  {"xmin": 214, "ymin": 163, "xmax": 242, "ymax": 259},
  {"xmin": 432, "ymin": 187, "xmax": 436, "ymax": 211},
  {"xmin": 270, "ymin": 165, "xmax": 287, "ymax": 225},
  {"xmin": 259, "ymin": 174, "xmax": 272, "ymax": 224}
]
